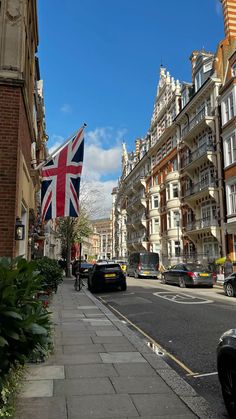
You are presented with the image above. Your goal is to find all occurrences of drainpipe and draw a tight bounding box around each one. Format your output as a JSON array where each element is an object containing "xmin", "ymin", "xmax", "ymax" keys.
[{"xmin": 215, "ymin": 86, "xmax": 226, "ymax": 257}]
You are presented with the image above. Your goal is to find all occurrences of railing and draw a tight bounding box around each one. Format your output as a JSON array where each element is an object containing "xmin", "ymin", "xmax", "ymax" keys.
[
  {"xmin": 182, "ymin": 106, "xmax": 213, "ymax": 138},
  {"xmin": 184, "ymin": 177, "xmax": 218, "ymax": 197},
  {"xmin": 182, "ymin": 142, "xmax": 215, "ymax": 168},
  {"xmin": 185, "ymin": 217, "xmax": 219, "ymax": 231}
]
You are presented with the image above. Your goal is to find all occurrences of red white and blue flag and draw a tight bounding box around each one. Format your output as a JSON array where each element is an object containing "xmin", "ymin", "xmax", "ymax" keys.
[{"xmin": 41, "ymin": 128, "xmax": 84, "ymax": 221}]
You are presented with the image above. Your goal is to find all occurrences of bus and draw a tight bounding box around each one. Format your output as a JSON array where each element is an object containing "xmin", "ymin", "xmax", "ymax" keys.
[{"xmin": 126, "ymin": 252, "xmax": 159, "ymax": 279}]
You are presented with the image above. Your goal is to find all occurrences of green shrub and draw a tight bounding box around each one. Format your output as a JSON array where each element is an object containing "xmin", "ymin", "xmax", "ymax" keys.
[
  {"xmin": 35, "ymin": 256, "xmax": 63, "ymax": 293},
  {"xmin": 0, "ymin": 257, "xmax": 53, "ymax": 411}
]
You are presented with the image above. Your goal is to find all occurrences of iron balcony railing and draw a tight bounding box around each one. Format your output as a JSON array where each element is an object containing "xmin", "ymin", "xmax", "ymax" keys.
[
  {"xmin": 182, "ymin": 142, "xmax": 215, "ymax": 168},
  {"xmin": 184, "ymin": 177, "xmax": 218, "ymax": 197},
  {"xmin": 185, "ymin": 217, "xmax": 219, "ymax": 231},
  {"xmin": 182, "ymin": 106, "xmax": 213, "ymax": 138}
]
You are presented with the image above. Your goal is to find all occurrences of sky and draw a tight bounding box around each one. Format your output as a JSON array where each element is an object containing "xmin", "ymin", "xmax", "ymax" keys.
[{"xmin": 37, "ymin": 0, "xmax": 224, "ymax": 218}]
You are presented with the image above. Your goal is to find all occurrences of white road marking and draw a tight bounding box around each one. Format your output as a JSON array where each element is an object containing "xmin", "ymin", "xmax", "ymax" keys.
[
  {"xmin": 193, "ymin": 372, "xmax": 218, "ymax": 378},
  {"xmin": 153, "ymin": 291, "xmax": 213, "ymax": 304}
]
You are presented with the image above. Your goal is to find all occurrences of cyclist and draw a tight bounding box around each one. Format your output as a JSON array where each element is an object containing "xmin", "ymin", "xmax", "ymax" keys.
[{"xmin": 72, "ymin": 259, "xmax": 84, "ymax": 291}]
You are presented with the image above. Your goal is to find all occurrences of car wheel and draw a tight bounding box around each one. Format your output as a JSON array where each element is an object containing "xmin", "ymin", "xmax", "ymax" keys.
[
  {"xmin": 219, "ymin": 357, "xmax": 236, "ymax": 418},
  {"xmin": 226, "ymin": 283, "xmax": 235, "ymax": 297},
  {"xmin": 162, "ymin": 274, "xmax": 167, "ymax": 284},
  {"xmin": 179, "ymin": 277, "xmax": 186, "ymax": 288},
  {"xmin": 120, "ymin": 282, "xmax": 127, "ymax": 291}
]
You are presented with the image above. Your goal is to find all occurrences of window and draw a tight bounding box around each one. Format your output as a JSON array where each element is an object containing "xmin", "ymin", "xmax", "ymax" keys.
[
  {"xmin": 225, "ymin": 134, "xmax": 236, "ymax": 166},
  {"xmin": 232, "ymin": 63, "xmax": 236, "ymax": 77},
  {"xmin": 168, "ymin": 212, "xmax": 171, "ymax": 229},
  {"xmin": 173, "ymin": 211, "xmax": 180, "ymax": 228},
  {"xmin": 223, "ymin": 93, "xmax": 235, "ymax": 124},
  {"xmin": 203, "ymin": 62, "xmax": 212, "ymax": 73},
  {"xmin": 174, "ymin": 241, "xmax": 180, "ymax": 257},
  {"xmin": 166, "ymin": 184, "xmax": 170, "ymax": 200},
  {"xmin": 195, "ymin": 69, "xmax": 203, "ymax": 91},
  {"xmin": 153, "ymin": 194, "xmax": 159, "ymax": 209},
  {"xmin": 172, "ymin": 183, "xmax": 179, "ymax": 198},
  {"xmin": 228, "ymin": 184, "xmax": 236, "ymax": 215},
  {"xmin": 172, "ymin": 158, "xmax": 178, "ymax": 171},
  {"xmin": 153, "ymin": 218, "xmax": 159, "ymax": 233},
  {"xmin": 203, "ymin": 238, "xmax": 219, "ymax": 259}
]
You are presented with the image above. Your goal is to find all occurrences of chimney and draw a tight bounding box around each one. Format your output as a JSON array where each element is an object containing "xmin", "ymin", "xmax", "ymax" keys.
[
  {"xmin": 135, "ymin": 138, "xmax": 141, "ymax": 156},
  {"xmin": 221, "ymin": 0, "xmax": 236, "ymax": 38}
]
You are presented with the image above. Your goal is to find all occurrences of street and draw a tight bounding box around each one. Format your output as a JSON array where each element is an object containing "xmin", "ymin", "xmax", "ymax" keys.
[{"xmin": 96, "ymin": 277, "xmax": 236, "ymax": 418}]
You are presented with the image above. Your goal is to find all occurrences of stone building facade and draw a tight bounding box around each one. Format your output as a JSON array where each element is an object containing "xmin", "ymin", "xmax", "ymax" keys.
[
  {"xmin": 0, "ymin": 0, "xmax": 47, "ymax": 258},
  {"xmin": 113, "ymin": 0, "xmax": 236, "ymax": 265}
]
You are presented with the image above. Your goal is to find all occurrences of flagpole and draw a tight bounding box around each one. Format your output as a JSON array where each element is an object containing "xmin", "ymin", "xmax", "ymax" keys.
[{"xmin": 35, "ymin": 123, "xmax": 87, "ymax": 171}]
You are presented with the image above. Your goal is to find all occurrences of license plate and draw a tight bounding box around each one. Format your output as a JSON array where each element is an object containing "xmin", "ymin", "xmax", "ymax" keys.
[
  {"xmin": 199, "ymin": 273, "xmax": 209, "ymax": 277},
  {"xmin": 105, "ymin": 273, "xmax": 116, "ymax": 278},
  {"xmin": 143, "ymin": 271, "xmax": 150, "ymax": 275}
]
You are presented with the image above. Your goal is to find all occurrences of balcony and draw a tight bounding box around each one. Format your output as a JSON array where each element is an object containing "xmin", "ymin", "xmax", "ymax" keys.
[
  {"xmin": 182, "ymin": 106, "xmax": 214, "ymax": 141},
  {"xmin": 185, "ymin": 217, "xmax": 219, "ymax": 232},
  {"xmin": 184, "ymin": 177, "xmax": 218, "ymax": 200},
  {"xmin": 181, "ymin": 142, "xmax": 216, "ymax": 170},
  {"xmin": 165, "ymin": 171, "xmax": 180, "ymax": 183}
]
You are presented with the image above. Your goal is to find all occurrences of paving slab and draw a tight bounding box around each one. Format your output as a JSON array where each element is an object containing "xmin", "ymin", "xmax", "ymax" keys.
[
  {"xmin": 92, "ymin": 336, "xmax": 130, "ymax": 344},
  {"xmin": 113, "ymin": 362, "xmax": 157, "ymax": 377},
  {"xmin": 100, "ymin": 351, "xmax": 147, "ymax": 363},
  {"xmin": 15, "ymin": 397, "xmax": 67, "ymax": 419},
  {"xmin": 103, "ymin": 343, "xmax": 137, "ymax": 352},
  {"xmin": 54, "ymin": 377, "xmax": 115, "ymax": 396},
  {"xmin": 25, "ymin": 365, "xmax": 65, "ymax": 380},
  {"xmin": 55, "ymin": 353, "xmax": 102, "ymax": 364},
  {"xmin": 63, "ymin": 343, "xmax": 104, "ymax": 354},
  {"xmin": 56, "ymin": 336, "xmax": 93, "ymax": 345},
  {"xmin": 96, "ymin": 330, "xmax": 123, "ymax": 336},
  {"xmin": 65, "ymin": 363, "xmax": 119, "ymax": 378},
  {"xmin": 19, "ymin": 379, "xmax": 53, "ymax": 398},
  {"xmin": 131, "ymin": 394, "xmax": 194, "ymax": 416},
  {"xmin": 67, "ymin": 394, "xmax": 139, "ymax": 418},
  {"xmin": 111, "ymin": 375, "xmax": 173, "ymax": 394}
]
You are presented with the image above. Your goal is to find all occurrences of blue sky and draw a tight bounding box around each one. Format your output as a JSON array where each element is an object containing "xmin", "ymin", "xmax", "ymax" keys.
[{"xmin": 37, "ymin": 0, "xmax": 224, "ymax": 216}]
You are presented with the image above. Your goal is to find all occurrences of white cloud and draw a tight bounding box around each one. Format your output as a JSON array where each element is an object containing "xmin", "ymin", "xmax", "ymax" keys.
[{"xmin": 60, "ymin": 103, "xmax": 72, "ymax": 113}]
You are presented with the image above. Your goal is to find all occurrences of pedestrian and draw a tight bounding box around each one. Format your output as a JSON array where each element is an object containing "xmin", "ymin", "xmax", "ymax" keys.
[{"xmin": 224, "ymin": 256, "xmax": 233, "ymax": 277}]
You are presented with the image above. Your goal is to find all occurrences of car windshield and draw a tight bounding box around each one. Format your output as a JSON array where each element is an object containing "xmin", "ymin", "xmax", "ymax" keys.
[
  {"xmin": 96, "ymin": 264, "xmax": 121, "ymax": 271},
  {"xmin": 185, "ymin": 264, "xmax": 210, "ymax": 272}
]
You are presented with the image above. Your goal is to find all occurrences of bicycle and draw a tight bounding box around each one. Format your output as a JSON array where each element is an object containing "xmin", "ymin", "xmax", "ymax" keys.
[{"xmin": 74, "ymin": 271, "xmax": 83, "ymax": 291}]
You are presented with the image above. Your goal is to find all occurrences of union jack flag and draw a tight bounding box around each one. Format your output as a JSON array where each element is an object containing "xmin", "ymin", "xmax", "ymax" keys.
[{"xmin": 41, "ymin": 128, "xmax": 84, "ymax": 221}]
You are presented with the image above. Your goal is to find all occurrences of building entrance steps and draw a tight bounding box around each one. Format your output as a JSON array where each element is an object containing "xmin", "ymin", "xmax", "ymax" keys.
[{"xmin": 15, "ymin": 278, "xmax": 220, "ymax": 419}]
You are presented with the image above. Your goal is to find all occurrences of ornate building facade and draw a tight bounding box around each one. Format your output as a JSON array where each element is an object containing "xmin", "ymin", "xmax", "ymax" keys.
[
  {"xmin": 112, "ymin": 0, "xmax": 236, "ymax": 266},
  {"xmin": 0, "ymin": 0, "xmax": 47, "ymax": 259}
]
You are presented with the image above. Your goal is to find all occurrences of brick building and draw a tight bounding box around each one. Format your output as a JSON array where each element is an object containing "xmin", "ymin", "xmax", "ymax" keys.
[{"xmin": 0, "ymin": 0, "xmax": 47, "ymax": 258}]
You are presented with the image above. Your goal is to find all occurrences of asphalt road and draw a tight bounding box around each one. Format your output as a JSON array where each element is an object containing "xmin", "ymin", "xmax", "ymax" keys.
[{"xmin": 95, "ymin": 277, "xmax": 236, "ymax": 418}]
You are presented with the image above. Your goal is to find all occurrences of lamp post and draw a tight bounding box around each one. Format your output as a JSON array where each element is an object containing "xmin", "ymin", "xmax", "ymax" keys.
[{"xmin": 175, "ymin": 212, "xmax": 180, "ymax": 260}]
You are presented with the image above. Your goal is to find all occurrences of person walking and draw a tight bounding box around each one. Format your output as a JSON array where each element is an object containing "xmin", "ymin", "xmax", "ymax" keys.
[{"xmin": 224, "ymin": 256, "xmax": 233, "ymax": 277}]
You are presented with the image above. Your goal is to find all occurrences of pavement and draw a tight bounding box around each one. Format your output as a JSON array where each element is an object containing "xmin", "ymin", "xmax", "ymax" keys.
[{"xmin": 15, "ymin": 278, "xmax": 222, "ymax": 419}]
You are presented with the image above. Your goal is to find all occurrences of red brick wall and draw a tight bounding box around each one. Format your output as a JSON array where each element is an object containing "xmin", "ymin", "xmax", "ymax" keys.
[{"xmin": 0, "ymin": 84, "xmax": 31, "ymax": 257}]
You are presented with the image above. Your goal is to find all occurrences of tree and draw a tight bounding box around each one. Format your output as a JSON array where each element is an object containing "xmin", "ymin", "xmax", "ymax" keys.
[{"xmin": 58, "ymin": 209, "xmax": 92, "ymax": 277}]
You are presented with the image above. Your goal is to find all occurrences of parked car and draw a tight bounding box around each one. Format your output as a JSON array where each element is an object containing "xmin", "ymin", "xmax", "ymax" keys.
[
  {"xmin": 217, "ymin": 328, "xmax": 236, "ymax": 418},
  {"xmin": 223, "ymin": 273, "xmax": 236, "ymax": 297},
  {"xmin": 162, "ymin": 263, "xmax": 216, "ymax": 287},
  {"xmin": 88, "ymin": 262, "xmax": 127, "ymax": 292},
  {"xmin": 127, "ymin": 252, "xmax": 159, "ymax": 278}
]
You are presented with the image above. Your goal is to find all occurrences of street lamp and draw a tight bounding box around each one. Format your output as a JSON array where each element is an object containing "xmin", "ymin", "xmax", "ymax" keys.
[
  {"xmin": 15, "ymin": 217, "xmax": 25, "ymax": 240},
  {"xmin": 174, "ymin": 212, "xmax": 180, "ymax": 260}
]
